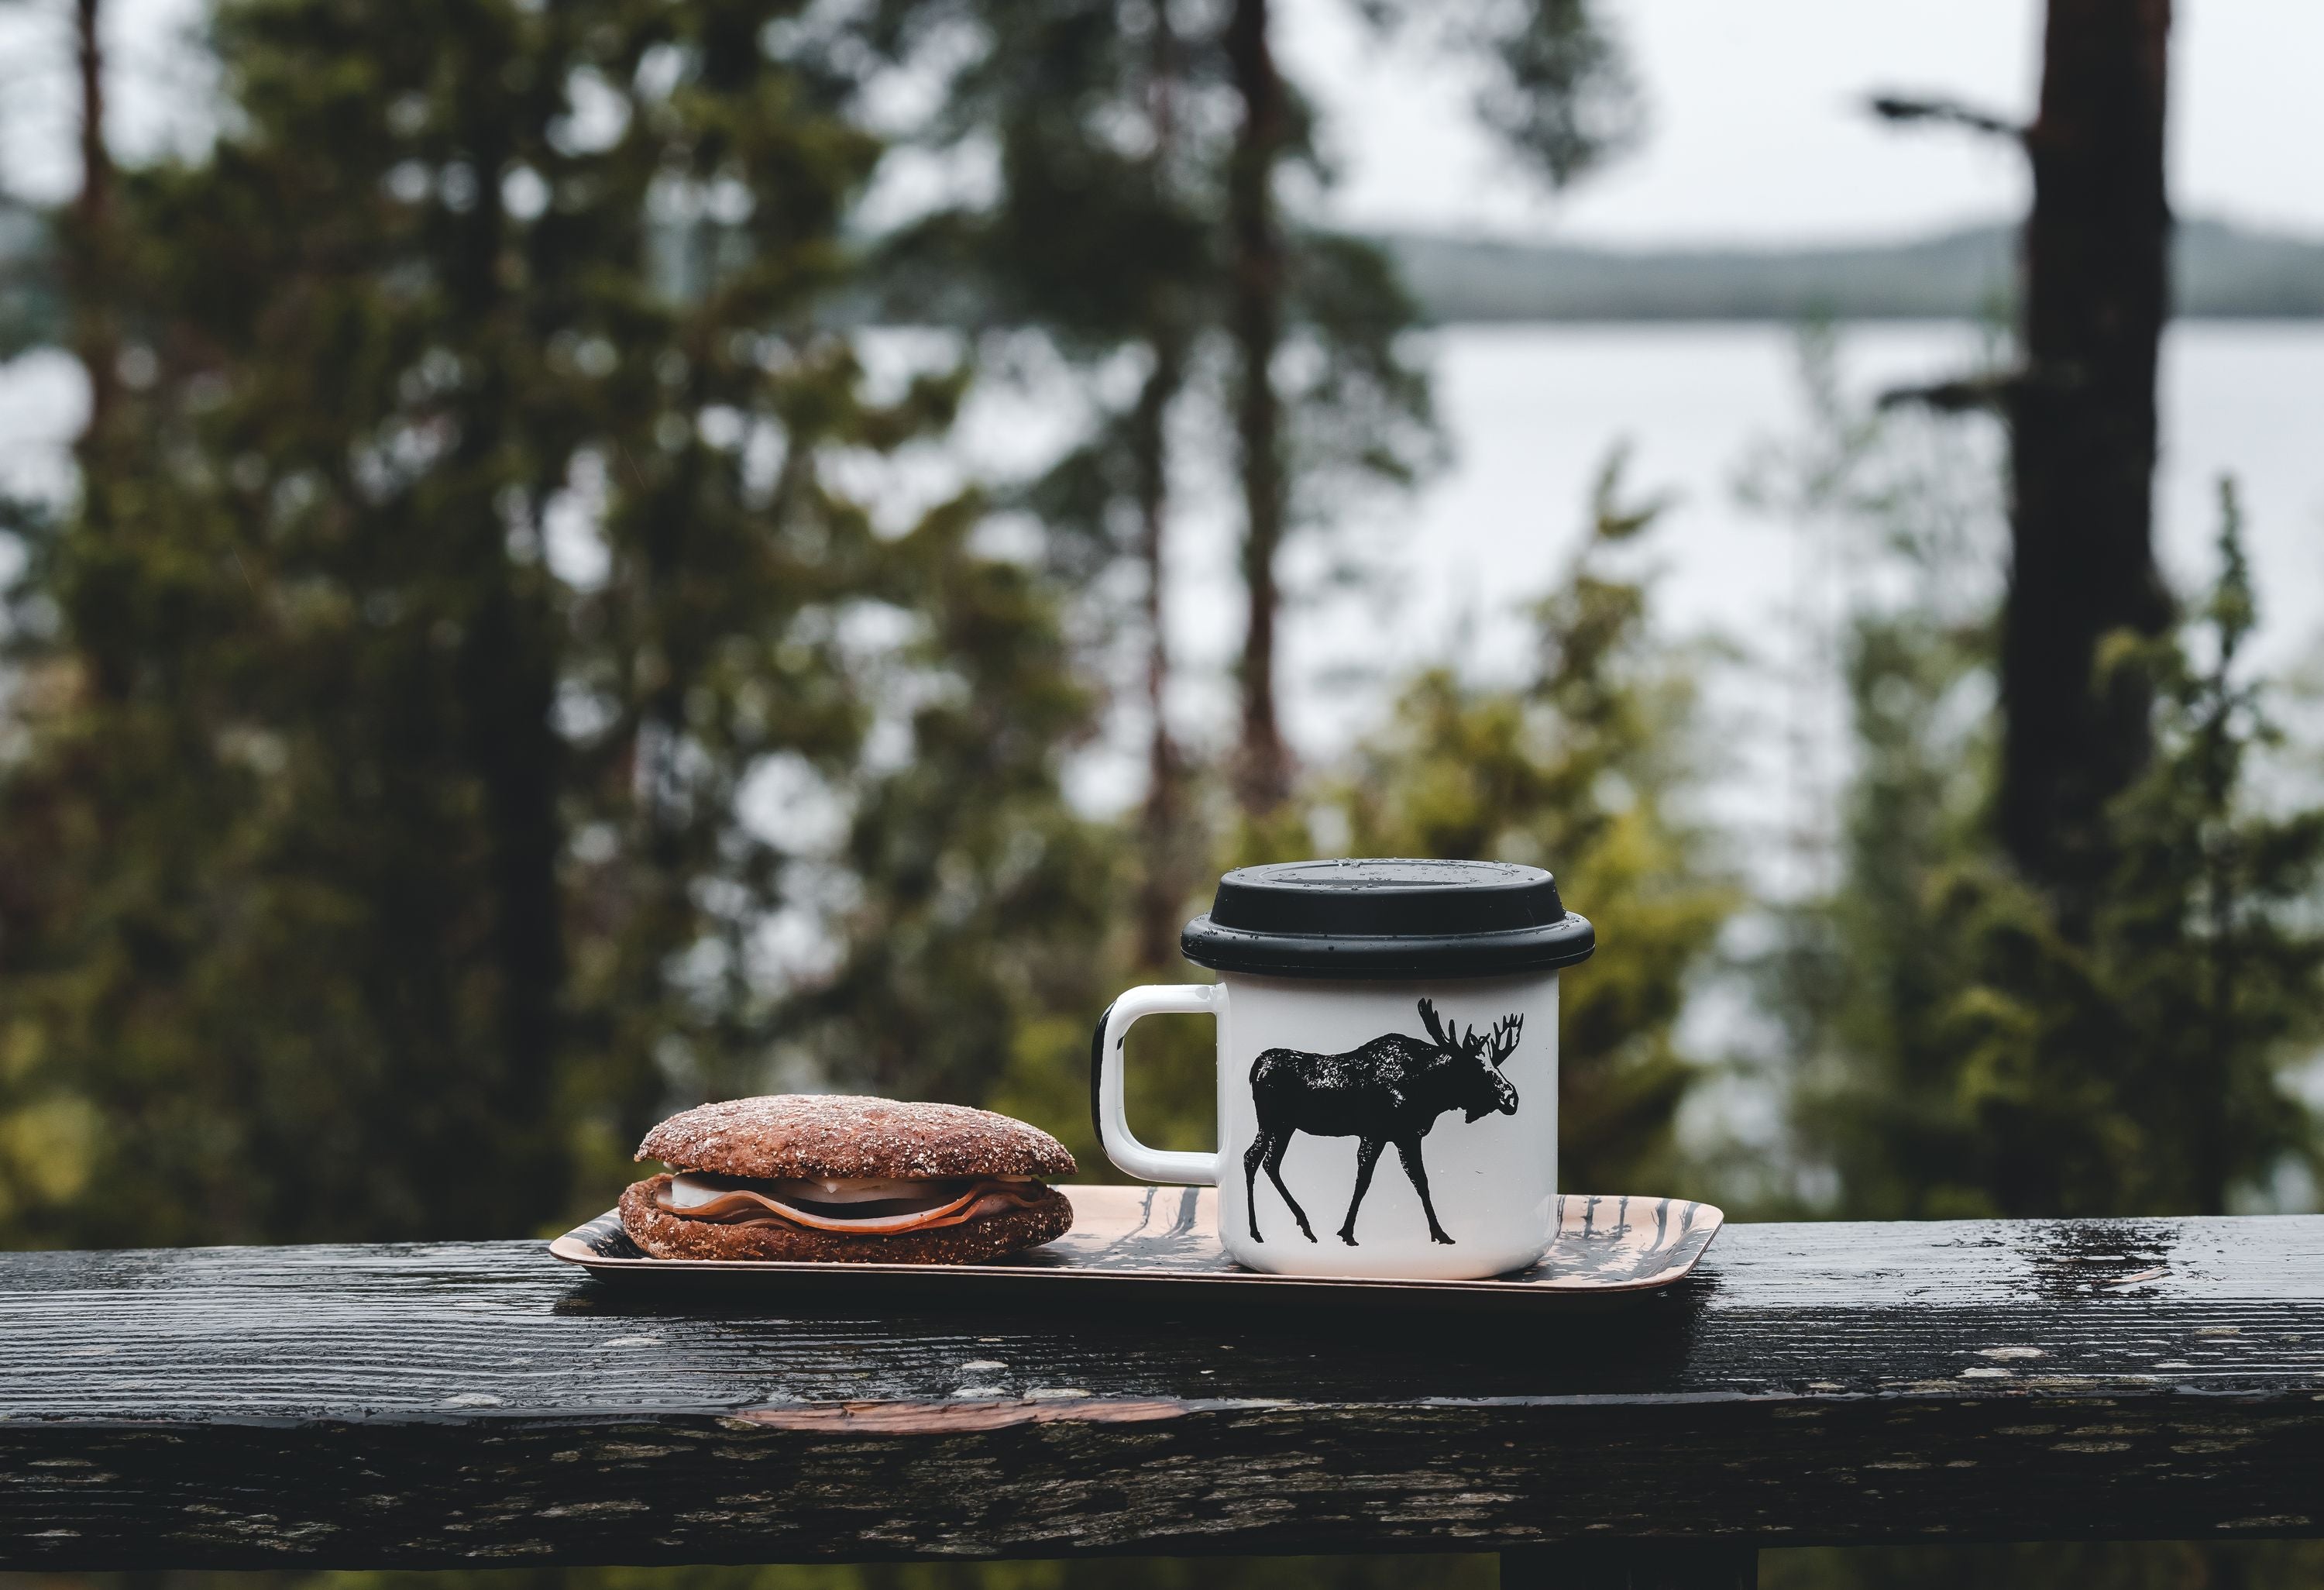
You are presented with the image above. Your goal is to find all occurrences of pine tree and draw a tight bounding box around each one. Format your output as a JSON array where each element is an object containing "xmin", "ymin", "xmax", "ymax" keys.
[
  {"xmin": 1758, "ymin": 338, "xmax": 2324, "ymax": 1220},
  {"xmin": 1874, "ymin": 0, "xmax": 2175, "ymax": 921},
  {"xmin": 1325, "ymin": 455, "xmax": 1734, "ymax": 1192},
  {"xmin": 869, "ymin": 0, "xmax": 1218, "ymax": 968},
  {"xmin": 0, "ymin": 0, "xmax": 1103, "ymax": 1242}
]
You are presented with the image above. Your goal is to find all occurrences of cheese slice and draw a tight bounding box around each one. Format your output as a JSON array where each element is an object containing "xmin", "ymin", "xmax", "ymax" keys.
[{"xmin": 653, "ymin": 1172, "xmax": 1047, "ymax": 1235}]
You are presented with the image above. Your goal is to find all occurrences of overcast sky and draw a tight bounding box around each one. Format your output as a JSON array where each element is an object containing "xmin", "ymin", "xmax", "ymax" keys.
[
  {"xmin": 4, "ymin": 0, "xmax": 2322, "ymax": 245},
  {"xmin": 1281, "ymin": 0, "xmax": 2324, "ymax": 244}
]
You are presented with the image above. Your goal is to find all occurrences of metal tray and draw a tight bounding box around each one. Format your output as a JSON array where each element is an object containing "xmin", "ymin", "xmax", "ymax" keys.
[{"xmin": 548, "ymin": 1185, "xmax": 1722, "ymax": 1310}]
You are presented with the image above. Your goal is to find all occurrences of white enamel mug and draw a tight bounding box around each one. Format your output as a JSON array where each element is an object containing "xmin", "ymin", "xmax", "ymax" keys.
[{"xmin": 1093, "ymin": 859, "xmax": 1594, "ymax": 1281}]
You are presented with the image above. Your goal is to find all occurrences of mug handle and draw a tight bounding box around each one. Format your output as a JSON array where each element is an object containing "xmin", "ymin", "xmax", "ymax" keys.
[{"xmin": 1088, "ymin": 983, "xmax": 1221, "ymax": 1186}]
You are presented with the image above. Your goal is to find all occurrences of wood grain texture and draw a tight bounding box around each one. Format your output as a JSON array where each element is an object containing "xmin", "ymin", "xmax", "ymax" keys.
[{"xmin": 7, "ymin": 1214, "xmax": 2324, "ymax": 1569}]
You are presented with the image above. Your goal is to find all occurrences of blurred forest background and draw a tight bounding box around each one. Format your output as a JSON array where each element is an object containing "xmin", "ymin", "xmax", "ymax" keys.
[{"xmin": 3, "ymin": 0, "xmax": 2324, "ymax": 1585}]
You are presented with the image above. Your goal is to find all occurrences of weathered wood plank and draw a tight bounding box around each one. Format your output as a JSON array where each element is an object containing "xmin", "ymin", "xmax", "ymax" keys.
[{"xmin": 5, "ymin": 1215, "xmax": 2324, "ymax": 1568}]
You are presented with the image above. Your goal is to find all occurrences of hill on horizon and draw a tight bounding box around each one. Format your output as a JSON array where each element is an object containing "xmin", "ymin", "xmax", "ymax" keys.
[
  {"xmin": 1380, "ymin": 216, "xmax": 2324, "ymax": 323},
  {"xmin": 5, "ymin": 205, "xmax": 2319, "ymax": 351}
]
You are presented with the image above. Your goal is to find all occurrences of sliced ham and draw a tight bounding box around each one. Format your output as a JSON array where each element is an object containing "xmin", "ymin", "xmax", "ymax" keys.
[
  {"xmin": 665, "ymin": 1172, "xmax": 975, "ymax": 1212},
  {"xmin": 652, "ymin": 1173, "xmax": 1048, "ymax": 1235}
]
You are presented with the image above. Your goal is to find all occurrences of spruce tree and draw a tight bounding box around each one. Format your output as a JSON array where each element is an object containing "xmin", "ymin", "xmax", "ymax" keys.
[
  {"xmin": 1874, "ymin": 0, "xmax": 2176, "ymax": 921},
  {"xmin": 0, "ymin": 0, "xmax": 1103, "ymax": 1242},
  {"xmin": 1757, "ymin": 339, "xmax": 2324, "ymax": 1220},
  {"xmin": 1324, "ymin": 455, "xmax": 1733, "ymax": 1192}
]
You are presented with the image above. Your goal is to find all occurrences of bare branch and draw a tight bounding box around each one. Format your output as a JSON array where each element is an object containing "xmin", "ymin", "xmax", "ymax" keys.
[
  {"xmin": 1876, "ymin": 369, "xmax": 2024, "ymax": 415},
  {"xmin": 1868, "ymin": 92, "xmax": 2026, "ymax": 143}
]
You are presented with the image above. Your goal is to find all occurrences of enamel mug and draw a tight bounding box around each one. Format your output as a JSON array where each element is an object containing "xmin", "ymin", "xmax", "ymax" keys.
[{"xmin": 1092, "ymin": 859, "xmax": 1595, "ymax": 1280}]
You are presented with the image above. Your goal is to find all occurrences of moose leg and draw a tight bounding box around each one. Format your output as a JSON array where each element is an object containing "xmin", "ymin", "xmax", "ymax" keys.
[
  {"xmin": 1394, "ymin": 1134, "xmax": 1455, "ymax": 1244},
  {"xmin": 1242, "ymin": 1134, "xmax": 1273, "ymax": 1241},
  {"xmin": 1262, "ymin": 1133, "xmax": 1316, "ymax": 1242},
  {"xmin": 1338, "ymin": 1137, "xmax": 1384, "ymax": 1245}
]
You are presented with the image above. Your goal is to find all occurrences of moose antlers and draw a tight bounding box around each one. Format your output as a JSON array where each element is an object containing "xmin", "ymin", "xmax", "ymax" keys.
[
  {"xmin": 1483, "ymin": 1012, "xmax": 1523, "ymax": 1068},
  {"xmin": 1415, "ymin": 999, "xmax": 1524, "ymax": 1068},
  {"xmin": 1416, "ymin": 997, "xmax": 1452, "ymax": 1050}
]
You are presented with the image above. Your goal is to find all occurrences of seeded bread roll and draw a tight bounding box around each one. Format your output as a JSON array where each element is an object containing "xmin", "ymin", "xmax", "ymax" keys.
[
  {"xmin": 619, "ymin": 1174, "xmax": 1074, "ymax": 1264},
  {"xmin": 637, "ymin": 1094, "xmax": 1078, "ymax": 1182},
  {"xmin": 621, "ymin": 1094, "xmax": 1079, "ymax": 1265}
]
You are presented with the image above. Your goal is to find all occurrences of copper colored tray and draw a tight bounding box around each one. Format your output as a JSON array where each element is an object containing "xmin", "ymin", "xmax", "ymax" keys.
[{"xmin": 548, "ymin": 1186, "xmax": 1721, "ymax": 1310}]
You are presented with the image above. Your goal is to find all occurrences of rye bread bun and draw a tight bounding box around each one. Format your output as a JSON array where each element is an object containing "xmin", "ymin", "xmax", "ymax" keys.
[
  {"xmin": 619, "ymin": 1175, "xmax": 1074, "ymax": 1264},
  {"xmin": 636, "ymin": 1094, "xmax": 1078, "ymax": 1182}
]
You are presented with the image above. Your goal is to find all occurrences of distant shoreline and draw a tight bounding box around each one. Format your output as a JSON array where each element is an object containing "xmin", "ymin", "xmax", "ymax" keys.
[
  {"xmin": 1377, "ymin": 217, "xmax": 2324, "ymax": 323},
  {"xmin": 8, "ymin": 208, "xmax": 2319, "ymax": 349}
]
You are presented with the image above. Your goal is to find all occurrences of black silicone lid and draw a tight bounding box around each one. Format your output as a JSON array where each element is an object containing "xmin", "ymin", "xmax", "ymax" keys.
[{"xmin": 1179, "ymin": 858, "xmax": 1595, "ymax": 980}]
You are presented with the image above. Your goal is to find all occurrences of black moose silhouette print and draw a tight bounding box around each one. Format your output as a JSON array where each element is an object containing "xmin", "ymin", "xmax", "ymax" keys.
[{"xmin": 1244, "ymin": 998, "xmax": 1523, "ymax": 1247}]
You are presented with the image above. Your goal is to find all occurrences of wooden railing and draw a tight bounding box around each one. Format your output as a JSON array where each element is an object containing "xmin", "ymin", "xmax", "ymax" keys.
[{"xmin": 8, "ymin": 1214, "xmax": 2323, "ymax": 1588}]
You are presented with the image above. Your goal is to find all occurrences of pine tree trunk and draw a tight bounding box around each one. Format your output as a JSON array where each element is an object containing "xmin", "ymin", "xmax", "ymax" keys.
[
  {"xmin": 1131, "ymin": 331, "xmax": 1188, "ymax": 968},
  {"xmin": 2000, "ymin": 0, "xmax": 2174, "ymax": 916},
  {"xmin": 1129, "ymin": 0, "xmax": 1195, "ymax": 963},
  {"xmin": 70, "ymin": 0, "xmax": 120, "ymax": 498},
  {"xmin": 445, "ymin": 98, "xmax": 569, "ymax": 1234},
  {"xmin": 1225, "ymin": 0, "xmax": 1293, "ymax": 818}
]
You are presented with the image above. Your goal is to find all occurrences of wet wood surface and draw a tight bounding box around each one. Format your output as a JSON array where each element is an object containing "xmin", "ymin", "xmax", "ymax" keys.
[{"xmin": 7, "ymin": 1213, "xmax": 2324, "ymax": 1568}]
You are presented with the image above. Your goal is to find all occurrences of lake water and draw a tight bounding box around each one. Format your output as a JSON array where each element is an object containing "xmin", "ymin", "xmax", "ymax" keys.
[
  {"xmin": 1263, "ymin": 319, "xmax": 2321, "ymax": 721},
  {"xmin": 8, "ymin": 320, "xmax": 2322, "ymax": 831},
  {"xmin": 1034, "ymin": 321, "xmax": 2324, "ymax": 854}
]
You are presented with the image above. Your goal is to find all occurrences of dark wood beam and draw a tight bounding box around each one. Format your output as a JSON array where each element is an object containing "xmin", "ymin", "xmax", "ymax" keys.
[{"xmin": 7, "ymin": 1216, "xmax": 2324, "ymax": 1568}]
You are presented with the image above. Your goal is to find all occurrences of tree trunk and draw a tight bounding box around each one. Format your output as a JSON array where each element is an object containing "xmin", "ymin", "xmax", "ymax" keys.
[
  {"xmin": 2000, "ymin": 0, "xmax": 2174, "ymax": 916},
  {"xmin": 1225, "ymin": 0, "xmax": 1293, "ymax": 817},
  {"xmin": 70, "ymin": 0, "xmax": 120, "ymax": 481},
  {"xmin": 1128, "ymin": 0, "xmax": 1195, "ymax": 963},
  {"xmin": 1131, "ymin": 330, "xmax": 1189, "ymax": 967},
  {"xmin": 445, "ymin": 98, "xmax": 569, "ymax": 1235}
]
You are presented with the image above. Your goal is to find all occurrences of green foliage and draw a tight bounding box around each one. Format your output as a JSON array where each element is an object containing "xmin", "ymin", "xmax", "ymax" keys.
[
  {"xmin": 1758, "ymin": 339, "xmax": 2324, "ymax": 1220},
  {"xmin": 1296, "ymin": 452, "xmax": 1735, "ymax": 1192},
  {"xmin": 866, "ymin": 0, "xmax": 1216, "ymax": 350},
  {"xmin": 311, "ymin": 1555, "xmax": 1500, "ymax": 1590},
  {"xmin": 874, "ymin": 0, "xmax": 1442, "ymax": 840},
  {"xmin": 1439, "ymin": 0, "xmax": 1642, "ymax": 188},
  {"xmin": 0, "ymin": 0, "xmax": 1662, "ymax": 1256},
  {"xmin": 1762, "ymin": 1540, "xmax": 2324, "ymax": 1590},
  {"xmin": 774, "ymin": 497, "xmax": 1119, "ymax": 1108},
  {"xmin": 988, "ymin": 451, "xmax": 1737, "ymax": 1191},
  {"xmin": 0, "ymin": 0, "xmax": 1107, "ymax": 1244}
]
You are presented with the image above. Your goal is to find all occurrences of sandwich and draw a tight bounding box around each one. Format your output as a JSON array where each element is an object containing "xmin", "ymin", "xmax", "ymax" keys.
[{"xmin": 619, "ymin": 1093, "xmax": 1077, "ymax": 1263}]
